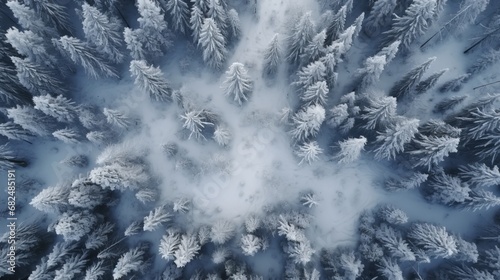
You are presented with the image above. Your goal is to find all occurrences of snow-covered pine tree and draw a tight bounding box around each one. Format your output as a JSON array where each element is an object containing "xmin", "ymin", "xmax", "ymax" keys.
[
  {"xmin": 53, "ymin": 252, "xmax": 88, "ymax": 280},
  {"xmin": 6, "ymin": 0, "xmax": 56, "ymax": 37},
  {"xmin": 87, "ymin": 131, "xmax": 114, "ymax": 145},
  {"xmin": 85, "ymin": 222, "xmax": 114, "ymax": 250},
  {"xmin": 112, "ymin": 246, "xmax": 147, "ymax": 279},
  {"xmin": 0, "ymin": 122, "xmax": 33, "ymax": 142},
  {"xmin": 482, "ymin": 246, "xmax": 500, "ymax": 274},
  {"xmin": 389, "ymin": 57, "xmax": 436, "ymax": 99},
  {"xmin": 68, "ymin": 178, "xmax": 108, "ymax": 209},
  {"xmin": 129, "ymin": 60, "xmax": 173, "ymax": 102},
  {"xmin": 300, "ymin": 30, "xmax": 327, "ymax": 66},
  {"xmin": 211, "ymin": 247, "xmax": 229, "ymax": 264},
  {"xmin": 301, "ymin": 193, "xmax": 319, "ymax": 208},
  {"xmin": 364, "ymin": 0, "xmax": 398, "ymax": 34},
  {"xmin": 30, "ymin": 184, "xmax": 70, "ymax": 213},
  {"xmin": 262, "ymin": 33, "xmax": 281, "ymax": 78},
  {"xmin": 468, "ymin": 49, "xmax": 500, "ymax": 76},
  {"xmin": 452, "ymin": 235, "xmax": 478, "ymax": 263},
  {"xmin": 359, "ymin": 95, "xmax": 397, "ymax": 130},
  {"xmin": 52, "ymin": 36, "xmax": 118, "ymax": 79},
  {"xmin": 434, "ymin": 95, "xmax": 466, "ymax": 113},
  {"xmin": 143, "ymin": 205, "xmax": 172, "ymax": 231},
  {"xmin": 136, "ymin": 0, "xmax": 171, "ymax": 57},
  {"xmin": 226, "ymin": 9, "xmax": 241, "ymax": 39},
  {"xmin": 336, "ymin": 136, "xmax": 367, "ymax": 164},
  {"xmin": 383, "ymin": 0, "xmax": 437, "ymax": 50},
  {"xmin": 375, "ymin": 224, "xmax": 416, "ymax": 261},
  {"xmin": 84, "ymin": 261, "xmax": 106, "ymax": 280},
  {"xmin": 408, "ymin": 223, "xmax": 458, "ymax": 258},
  {"xmin": 245, "ymin": 215, "xmax": 260, "ymax": 233},
  {"xmin": 419, "ymin": 119, "xmax": 461, "ymax": 138},
  {"xmin": 33, "ymin": 94, "xmax": 77, "ymax": 123},
  {"xmin": 457, "ymin": 108, "xmax": 500, "ymax": 142},
  {"xmin": 241, "ymin": 234, "xmax": 261, "ymax": 256},
  {"xmin": 327, "ymin": 103, "xmax": 349, "ymax": 128},
  {"xmin": 190, "ymin": 6, "xmax": 204, "ymax": 43},
  {"xmin": 414, "ymin": 68, "xmax": 448, "ymax": 94},
  {"xmin": 207, "ymin": 0, "xmax": 229, "ymax": 38},
  {"xmin": 123, "ymin": 27, "xmax": 146, "ymax": 60},
  {"xmin": 377, "ymin": 258, "xmax": 404, "ymax": 280},
  {"xmin": 356, "ymin": 55, "xmax": 387, "ymax": 90},
  {"xmin": 7, "ymin": 105, "xmax": 56, "ymax": 137},
  {"xmin": 409, "ymin": 135, "xmax": 459, "ymax": 170},
  {"xmin": 289, "ymin": 104, "xmax": 326, "ymax": 142},
  {"xmin": 427, "ymin": 172, "xmax": 471, "ymax": 205},
  {"xmin": 287, "ymin": 12, "xmax": 315, "ymax": 63},
  {"xmin": 294, "ymin": 60, "xmax": 327, "ymax": 92},
  {"xmin": 222, "ymin": 62, "xmax": 253, "ymax": 105},
  {"xmin": 159, "ymin": 231, "xmax": 180, "ymax": 261},
  {"xmin": 211, "ymin": 220, "xmax": 235, "ymax": 244},
  {"xmin": 301, "ymin": 81, "xmax": 329, "ymax": 107},
  {"xmin": 103, "ymin": 108, "xmax": 132, "ymax": 129},
  {"xmin": 53, "ymin": 128, "xmax": 80, "ymax": 144},
  {"xmin": 376, "ymin": 40, "xmax": 401, "ymax": 64},
  {"xmin": 82, "ymin": 3, "xmax": 124, "ymax": 64},
  {"xmin": 173, "ymin": 234, "xmax": 200, "ymax": 267},
  {"xmin": 373, "ymin": 117, "xmax": 420, "ymax": 160},
  {"xmin": 459, "ymin": 163, "xmax": 500, "ymax": 187},
  {"xmin": 289, "ymin": 240, "xmax": 315, "ymax": 265},
  {"xmin": 54, "ymin": 210, "xmax": 98, "ymax": 241},
  {"xmin": 24, "ymin": 0, "xmax": 72, "ymax": 34},
  {"xmin": 447, "ymin": 265, "xmax": 494, "ymax": 280},
  {"xmin": 0, "ymin": 62, "xmax": 33, "ymax": 105},
  {"xmin": 166, "ymin": 0, "xmax": 190, "ymax": 34},
  {"xmin": 10, "ymin": 56, "xmax": 66, "ymax": 96},
  {"xmin": 5, "ymin": 27, "xmax": 58, "ymax": 69},
  {"xmin": 181, "ymin": 109, "xmax": 214, "ymax": 140},
  {"xmin": 295, "ymin": 141, "xmax": 323, "ymax": 165},
  {"xmin": 213, "ymin": 125, "xmax": 231, "ymax": 146},
  {"xmin": 198, "ymin": 18, "xmax": 227, "ymax": 69},
  {"xmin": 89, "ymin": 162, "xmax": 149, "ymax": 191},
  {"xmin": 378, "ymin": 205, "xmax": 409, "ymax": 225},
  {"xmin": 462, "ymin": 189, "xmax": 500, "ymax": 211},
  {"xmin": 325, "ymin": 5, "xmax": 347, "ymax": 44},
  {"xmin": 439, "ymin": 73, "xmax": 470, "ymax": 93}
]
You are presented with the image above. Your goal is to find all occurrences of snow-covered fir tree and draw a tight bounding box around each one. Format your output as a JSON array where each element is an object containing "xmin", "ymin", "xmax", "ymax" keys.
[
  {"xmin": 447, "ymin": 265, "xmax": 494, "ymax": 280},
  {"xmin": 462, "ymin": 189, "xmax": 500, "ymax": 211},
  {"xmin": 409, "ymin": 135, "xmax": 459, "ymax": 170},
  {"xmin": 198, "ymin": 18, "xmax": 227, "ymax": 69},
  {"xmin": 103, "ymin": 108, "xmax": 132, "ymax": 129},
  {"xmin": 289, "ymin": 240, "xmax": 315, "ymax": 265},
  {"xmin": 377, "ymin": 40, "xmax": 401, "ymax": 64},
  {"xmin": 287, "ymin": 12, "xmax": 315, "ymax": 63},
  {"xmin": 383, "ymin": 0, "xmax": 437, "ymax": 50},
  {"xmin": 300, "ymin": 30, "xmax": 327, "ymax": 65},
  {"xmin": 5, "ymin": 27, "xmax": 57, "ymax": 69},
  {"xmin": 30, "ymin": 185, "xmax": 69, "ymax": 213},
  {"xmin": 301, "ymin": 81, "xmax": 329, "ymax": 107},
  {"xmin": 453, "ymin": 235, "xmax": 478, "ymax": 263},
  {"xmin": 143, "ymin": 205, "xmax": 172, "ymax": 231},
  {"xmin": 439, "ymin": 73, "xmax": 470, "ymax": 93},
  {"xmin": 408, "ymin": 223, "xmax": 458, "ymax": 258},
  {"xmin": 54, "ymin": 210, "xmax": 98, "ymax": 241},
  {"xmin": 89, "ymin": 162, "xmax": 149, "ymax": 191},
  {"xmin": 53, "ymin": 252, "xmax": 88, "ymax": 280},
  {"xmin": 336, "ymin": 136, "xmax": 367, "ymax": 164},
  {"xmin": 0, "ymin": 122, "xmax": 33, "ymax": 142},
  {"xmin": 181, "ymin": 109, "xmax": 214, "ymax": 140},
  {"xmin": 390, "ymin": 57, "xmax": 435, "ymax": 99},
  {"xmin": 459, "ymin": 163, "xmax": 500, "ymax": 188},
  {"xmin": 295, "ymin": 141, "xmax": 323, "ymax": 165},
  {"xmin": 24, "ymin": 0, "xmax": 72, "ymax": 34},
  {"xmin": 53, "ymin": 36, "xmax": 118, "ymax": 79},
  {"xmin": 206, "ymin": 0, "xmax": 229, "ymax": 38},
  {"xmin": 68, "ymin": 178, "xmax": 108, "ymax": 209},
  {"xmin": 241, "ymin": 234, "xmax": 262, "ymax": 256},
  {"xmin": 166, "ymin": 0, "xmax": 190, "ymax": 34},
  {"xmin": 289, "ymin": 104, "xmax": 326, "ymax": 142},
  {"xmin": 211, "ymin": 220, "xmax": 235, "ymax": 244},
  {"xmin": 377, "ymin": 258, "xmax": 404, "ymax": 280},
  {"xmin": 385, "ymin": 172, "xmax": 429, "ymax": 191},
  {"xmin": 190, "ymin": 5, "xmax": 204, "ymax": 43},
  {"xmin": 82, "ymin": 3, "xmax": 124, "ymax": 63},
  {"xmin": 375, "ymin": 224, "xmax": 416, "ymax": 261},
  {"xmin": 294, "ymin": 60, "xmax": 327, "ymax": 92},
  {"xmin": 373, "ymin": 117, "xmax": 420, "ymax": 160},
  {"xmin": 222, "ymin": 62, "xmax": 253, "ymax": 105},
  {"xmin": 213, "ymin": 125, "xmax": 231, "ymax": 146},
  {"xmin": 11, "ymin": 56, "xmax": 65, "ymax": 96},
  {"xmin": 414, "ymin": 68, "xmax": 448, "ymax": 94},
  {"xmin": 123, "ymin": 27, "xmax": 146, "ymax": 60},
  {"xmin": 356, "ymin": 54, "xmax": 387, "ymax": 90},
  {"xmin": 53, "ymin": 128, "xmax": 80, "ymax": 144},
  {"xmin": 129, "ymin": 60, "xmax": 173, "ymax": 102},
  {"xmin": 173, "ymin": 234, "xmax": 200, "ymax": 268},
  {"xmin": 85, "ymin": 222, "xmax": 114, "ymax": 250},
  {"xmin": 136, "ymin": 0, "xmax": 171, "ymax": 58},
  {"xmin": 112, "ymin": 245, "xmax": 147, "ymax": 279},
  {"xmin": 364, "ymin": 0, "xmax": 398, "ymax": 34},
  {"xmin": 7, "ymin": 105, "xmax": 56, "ymax": 137},
  {"xmin": 378, "ymin": 205, "xmax": 409, "ymax": 225},
  {"xmin": 159, "ymin": 231, "xmax": 180, "ymax": 261},
  {"xmin": 325, "ymin": 5, "xmax": 347, "ymax": 44},
  {"xmin": 33, "ymin": 94, "xmax": 77, "ymax": 123},
  {"xmin": 360, "ymin": 95, "xmax": 397, "ymax": 130},
  {"xmin": 227, "ymin": 9, "xmax": 241, "ymax": 40},
  {"xmin": 6, "ymin": 0, "xmax": 56, "ymax": 36},
  {"xmin": 262, "ymin": 33, "xmax": 282, "ymax": 78}
]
